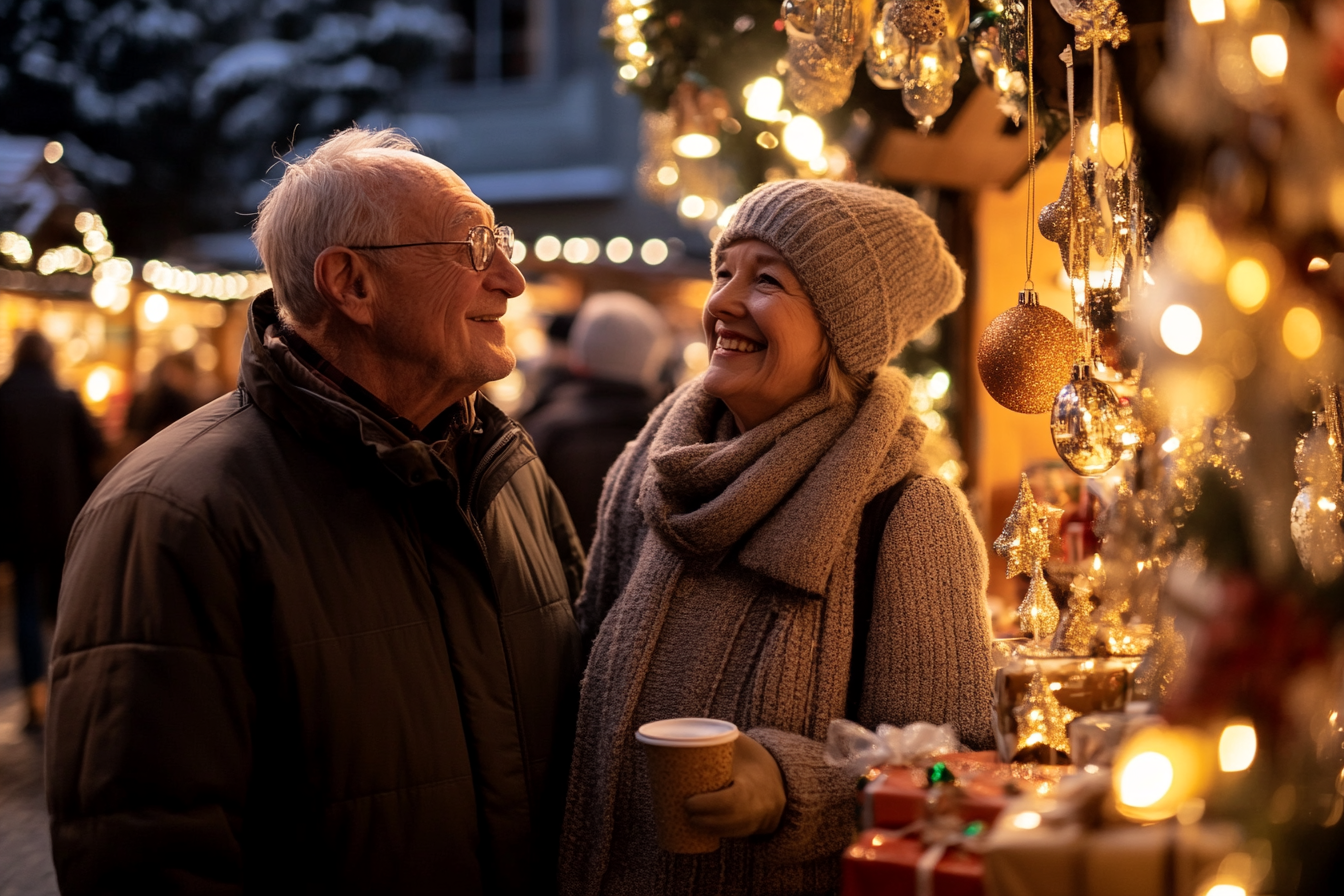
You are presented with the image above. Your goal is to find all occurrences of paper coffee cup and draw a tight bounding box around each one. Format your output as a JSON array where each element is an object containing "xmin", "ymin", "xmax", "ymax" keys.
[{"xmin": 635, "ymin": 718, "xmax": 739, "ymax": 854}]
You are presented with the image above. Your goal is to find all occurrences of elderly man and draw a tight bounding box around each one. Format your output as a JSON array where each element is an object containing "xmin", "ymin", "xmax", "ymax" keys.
[{"xmin": 47, "ymin": 128, "xmax": 585, "ymax": 895}]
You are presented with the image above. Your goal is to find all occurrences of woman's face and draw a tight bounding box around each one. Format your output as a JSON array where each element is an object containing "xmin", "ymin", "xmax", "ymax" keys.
[{"xmin": 702, "ymin": 239, "xmax": 828, "ymax": 431}]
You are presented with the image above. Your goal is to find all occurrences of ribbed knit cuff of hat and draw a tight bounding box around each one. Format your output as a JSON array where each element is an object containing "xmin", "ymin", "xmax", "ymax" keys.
[{"xmin": 714, "ymin": 180, "xmax": 965, "ymax": 379}]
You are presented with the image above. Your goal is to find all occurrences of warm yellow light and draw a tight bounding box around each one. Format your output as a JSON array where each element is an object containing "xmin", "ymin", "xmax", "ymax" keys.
[
  {"xmin": 683, "ymin": 341, "xmax": 709, "ymax": 372},
  {"xmin": 618, "ymin": 64, "xmax": 638, "ymax": 81},
  {"xmin": 928, "ymin": 370, "xmax": 950, "ymax": 399},
  {"xmin": 744, "ymin": 76, "xmax": 784, "ymax": 121},
  {"xmin": 1120, "ymin": 752, "xmax": 1174, "ymax": 807},
  {"xmin": 74, "ymin": 212, "xmax": 96, "ymax": 233},
  {"xmin": 1160, "ymin": 304, "xmax": 1203, "ymax": 355},
  {"xmin": 143, "ymin": 293, "xmax": 169, "ymax": 324},
  {"xmin": 679, "ymin": 195, "xmax": 706, "ymax": 218},
  {"xmin": 672, "ymin": 133, "xmax": 721, "ymax": 159},
  {"xmin": 656, "ymin": 164, "xmax": 679, "ymax": 186},
  {"xmin": 782, "ymin": 115, "xmax": 824, "ymax": 162},
  {"xmin": 1114, "ymin": 726, "xmax": 1214, "ymax": 822},
  {"xmin": 43, "ymin": 141, "xmax": 64, "ymax": 164},
  {"xmin": 627, "ymin": 40, "xmax": 647, "ymax": 57},
  {"xmin": 640, "ymin": 239, "xmax": 669, "ymax": 265},
  {"xmin": 717, "ymin": 203, "xmax": 739, "ymax": 228},
  {"xmin": 1098, "ymin": 123, "xmax": 1131, "ymax": 168},
  {"xmin": 562, "ymin": 237, "xmax": 587, "ymax": 264},
  {"xmin": 1011, "ymin": 811, "xmax": 1042, "ymax": 830},
  {"xmin": 1190, "ymin": 0, "xmax": 1226, "ymax": 23},
  {"xmin": 1093, "ymin": 553, "xmax": 1102, "ymax": 571},
  {"xmin": 1204, "ymin": 886, "xmax": 1247, "ymax": 896},
  {"xmin": 1283, "ymin": 306, "xmax": 1322, "ymax": 359},
  {"xmin": 510, "ymin": 240, "xmax": 526, "ymax": 264},
  {"xmin": 84, "ymin": 368, "xmax": 113, "ymax": 403},
  {"xmin": 1226, "ymin": 258, "xmax": 1269, "ymax": 312},
  {"xmin": 606, "ymin": 237, "xmax": 633, "ymax": 263},
  {"xmin": 1219, "ymin": 721, "xmax": 1257, "ymax": 772},
  {"xmin": 1309, "ymin": 256, "xmax": 1331, "ymax": 273},
  {"xmin": 534, "ymin": 235, "xmax": 561, "ymax": 262},
  {"xmin": 1250, "ymin": 34, "xmax": 1288, "ymax": 79}
]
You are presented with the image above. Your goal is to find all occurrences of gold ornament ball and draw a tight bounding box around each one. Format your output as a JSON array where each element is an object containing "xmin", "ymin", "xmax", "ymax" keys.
[{"xmin": 978, "ymin": 293, "xmax": 1077, "ymax": 414}]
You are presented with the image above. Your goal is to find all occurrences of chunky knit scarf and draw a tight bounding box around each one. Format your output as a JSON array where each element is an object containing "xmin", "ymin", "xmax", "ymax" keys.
[{"xmin": 562, "ymin": 368, "xmax": 926, "ymax": 895}]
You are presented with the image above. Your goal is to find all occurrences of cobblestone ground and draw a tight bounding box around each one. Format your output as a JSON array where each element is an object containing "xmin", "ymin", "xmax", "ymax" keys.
[{"xmin": 0, "ymin": 589, "xmax": 59, "ymax": 896}]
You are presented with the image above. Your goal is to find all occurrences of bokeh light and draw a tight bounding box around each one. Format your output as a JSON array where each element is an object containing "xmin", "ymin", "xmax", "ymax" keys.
[
  {"xmin": 1283, "ymin": 306, "xmax": 1322, "ymax": 359},
  {"xmin": 1160, "ymin": 305, "xmax": 1203, "ymax": 355}
]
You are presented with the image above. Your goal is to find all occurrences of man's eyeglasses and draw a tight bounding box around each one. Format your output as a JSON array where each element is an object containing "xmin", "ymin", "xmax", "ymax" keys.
[{"xmin": 348, "ymin": 225, "xmax": 515, "ymax": 272}]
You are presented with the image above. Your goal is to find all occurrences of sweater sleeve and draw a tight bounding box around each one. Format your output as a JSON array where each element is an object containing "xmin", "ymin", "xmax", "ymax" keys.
[
  {"xmin": 47, "ymin": 491, "xmax": 251, "ymax": 896},
  {"xmin": 860, "ymin": 476, "xmax": 996, "ymax": 749},
  {"xmin": 745, "ymin": 727, "xmax": 861, "ymax": 867}
]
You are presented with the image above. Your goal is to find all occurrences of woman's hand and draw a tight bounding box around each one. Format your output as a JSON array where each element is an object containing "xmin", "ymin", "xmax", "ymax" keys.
[{"xmin": 684, "ymin": 732, "xmax": 786, "ymax": 838}]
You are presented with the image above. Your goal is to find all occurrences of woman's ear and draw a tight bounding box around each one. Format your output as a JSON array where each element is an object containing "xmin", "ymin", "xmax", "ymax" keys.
[{"xmin": 313, "ymin": 247, "xmax": 376, "ymax": 327}]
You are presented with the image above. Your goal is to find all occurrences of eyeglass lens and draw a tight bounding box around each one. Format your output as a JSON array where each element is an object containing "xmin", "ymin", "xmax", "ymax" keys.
[{"xmin": 468, "ymin": 225, "xmax": 515, "ymax": 271}]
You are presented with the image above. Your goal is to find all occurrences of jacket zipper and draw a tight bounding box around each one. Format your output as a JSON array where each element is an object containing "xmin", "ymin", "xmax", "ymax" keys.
[{"xmin": 460, "ymin": 427, "xmax": 518, "ymax": 554}]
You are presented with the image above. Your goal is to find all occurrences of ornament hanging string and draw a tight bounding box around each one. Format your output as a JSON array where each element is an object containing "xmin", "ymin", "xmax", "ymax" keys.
[{"xmin": 1024, "ymin": 0, "xmax": 1037, "ymax": 292}]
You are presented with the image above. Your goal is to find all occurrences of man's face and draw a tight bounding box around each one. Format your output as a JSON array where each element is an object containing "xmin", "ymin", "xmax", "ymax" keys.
[{"xmin": 365, "ymin": 158, "xmax": 525, "ymax": 397}]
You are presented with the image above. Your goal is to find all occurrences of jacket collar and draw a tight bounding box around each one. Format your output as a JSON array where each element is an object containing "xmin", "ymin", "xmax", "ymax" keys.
[{"xmin": 239, "ymin": 291, "xmax": 524, "ymax": 492}]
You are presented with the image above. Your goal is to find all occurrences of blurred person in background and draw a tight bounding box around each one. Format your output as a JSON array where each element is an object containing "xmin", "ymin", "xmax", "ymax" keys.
[
  {"xmin": 0, "ymin": 332, "xmax": 104, "ymax": 730},
  {"xmin": 522, "ymin": 292, "xmax": 672, "ymax": 549},
  {"xmin": 124, "ymin": 351, "xmax": 201, "ymax": 445},
  {"xmin": 517, "ymin": 311, "xmax": 576, "ymax": 417},
  {"xmin": 47, "ymin": 128, "xmax": 583, "ymax": 896}
]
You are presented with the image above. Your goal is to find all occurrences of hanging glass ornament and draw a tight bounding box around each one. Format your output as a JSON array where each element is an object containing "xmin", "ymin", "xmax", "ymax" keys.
[
  {"xmin": 967, "ymin": 10, "xmax": 1027, "ymax": 122},
  {"xmin": 1291, "ymin": 419, "xmax": 1344, "ymax": 584},
  {"xmin": 892, "ymin": 0, "xmax": 949, "ymax": 44},
  {"xmin": 902, "ymin": 36, "xmax": 961, "ymax": 133},
  {"xmin": 783, "ymin": 0, "xmax": 820, "ymax": 33},
  {"xmin": 1050, "ymin": 364, "xmax": 1125, "ymax": 476},
  {"xmin": 1048, "ymin": 0, "xmax": 1088, "ymax": 26},
  {"xmin": 867, "ymin": 1, "xmax": 911, "ymax": 88},
  {"xmin": 978, "ymin": 289, "xmax": 1077, "ymax": 414},
  {"xmin": 785, "ymin": 22, "xmax": 861, "ymax": 116}
]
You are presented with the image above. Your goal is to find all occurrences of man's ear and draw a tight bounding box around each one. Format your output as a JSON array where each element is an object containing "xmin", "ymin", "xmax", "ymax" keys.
[{"xmin": 313, "ymin": 247, "xmax": 376, "ymax": 327}]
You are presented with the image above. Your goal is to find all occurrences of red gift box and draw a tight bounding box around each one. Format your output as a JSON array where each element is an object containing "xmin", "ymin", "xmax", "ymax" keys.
[
  {"xmin": 842, "ymin": 829, "xmax": 984, "ymax": 896},
  {"xmin": 866, "ymin": 752, "xmax": 1070, "ymax": 829}
]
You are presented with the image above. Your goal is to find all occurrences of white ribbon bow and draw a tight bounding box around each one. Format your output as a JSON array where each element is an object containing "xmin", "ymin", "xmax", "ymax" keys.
[{"xmin": 823, "ymin": 719, "xmax": 962, "ymax": 778}]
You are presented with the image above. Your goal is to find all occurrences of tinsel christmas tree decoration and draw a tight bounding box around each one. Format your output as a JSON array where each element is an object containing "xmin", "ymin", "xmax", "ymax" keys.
[
  {"xmin": 1019, "ymin": 567, "xmax": 1061, "ymax": 643},
  {"xmin": 1058, "ymin": 574, "xmax": 1098, "ymax": 654},
  {"xmin": 1014, "ymin": 668, "xmax": 1078, "ymax": 756},
  {"xmin": 1050, "ymin": 364, "xmax": 1126, "ymax": 476},
  {"xmin": 977, "ymin": 289, "xmax": 1077, "ymax": 413},
  {"xmin": 1134, "ymin": 614, "xmax": 1188, "ymax": 701},
  {"xmin": 994, "ymin": 473, "xmax": 1062, "ymax": 578}
]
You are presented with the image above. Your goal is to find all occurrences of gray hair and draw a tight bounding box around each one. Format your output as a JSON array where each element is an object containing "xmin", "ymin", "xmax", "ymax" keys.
[{"xmin": 252, "ymin": 127, "xmax": 422, "ymax": 327}]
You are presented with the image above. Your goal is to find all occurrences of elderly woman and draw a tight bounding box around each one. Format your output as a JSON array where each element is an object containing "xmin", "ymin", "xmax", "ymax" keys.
[{"xmin": 560, "ymin": 181, "xmax": 994, "ymax": 895}]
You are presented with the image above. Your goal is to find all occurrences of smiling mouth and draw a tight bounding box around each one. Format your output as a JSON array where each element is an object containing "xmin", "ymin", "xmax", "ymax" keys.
[
  {"xmin": 470, "ymin": 315, "xmax": 503, "ymax": 322},
  {"xmin": 716, "ymin": 334, "xmax": 764, "ymax": 353}
]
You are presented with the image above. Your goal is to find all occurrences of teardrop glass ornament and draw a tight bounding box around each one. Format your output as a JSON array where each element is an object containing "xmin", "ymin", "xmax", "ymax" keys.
[
  {"xmin": 782, "ymin": 0, "xmax": 819, "ymax": 33},
  {"xmin": 867, "ymin": 2, "xmax": 911, "ymax": 88},
  {"xmin": 1050, "ymin": 364, "xmax": 1125, "ymax": 477},
  {"xmin": 902, "ymin": 37, "xmax": 960, "ymax": 133}
]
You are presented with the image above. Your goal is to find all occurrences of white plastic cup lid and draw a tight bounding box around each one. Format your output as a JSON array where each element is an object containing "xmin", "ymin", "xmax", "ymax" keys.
[{"xmin": 634, "ymin": 718, "xmax": 739, "ymax": 748}]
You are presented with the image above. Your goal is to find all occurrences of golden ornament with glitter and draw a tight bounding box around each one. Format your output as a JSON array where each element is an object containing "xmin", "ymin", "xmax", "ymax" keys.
[
  {"xmin": 1073, "ymin": 0, "xmax": 1130, "ymax": 51},
  {"xmin": 977, "ymin": 289, "xmax": 1077, "ymax": 414},
  {"xmin": 1014, "ymin": 669, "xmax": 1078, "ymax": 756},
  {"xmin": 1038, "ymin": 159, "xmax": 1095, "ymax": 280},
  {"xmin": 994, "ymin": 474, "xmax": 1063, "ymax": 579}
]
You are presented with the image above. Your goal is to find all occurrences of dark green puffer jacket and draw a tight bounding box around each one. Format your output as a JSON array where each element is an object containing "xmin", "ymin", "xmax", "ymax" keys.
[{"xmin": 47, "ymin": 294, "xmax": 585, "ymax": 895}]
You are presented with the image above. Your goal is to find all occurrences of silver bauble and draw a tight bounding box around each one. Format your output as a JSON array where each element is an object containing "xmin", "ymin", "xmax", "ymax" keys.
[{"xmin": 1050, "ymin": 365, "xmax": 1124, "ymax": 477}]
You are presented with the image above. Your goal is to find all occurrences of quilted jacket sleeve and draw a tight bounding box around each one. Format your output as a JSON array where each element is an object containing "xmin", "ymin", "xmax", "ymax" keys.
[{"xmin": 47, "ymin": 490, "xmax": 251, "ymax": 896}]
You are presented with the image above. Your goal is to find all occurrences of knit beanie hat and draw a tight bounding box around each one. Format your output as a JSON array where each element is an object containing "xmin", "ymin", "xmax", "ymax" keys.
[
  {"xmin": 570, "ymin": 291, "xmax": 673, "ymax": 388},
  {"xmin": 712, "ymin": 180, "xmax": 965, "ymax": 378}
]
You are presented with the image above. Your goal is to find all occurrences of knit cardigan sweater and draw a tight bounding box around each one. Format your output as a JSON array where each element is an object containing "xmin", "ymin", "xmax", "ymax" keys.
[{"xmin": 560, "ymin": 368, "xmax": 994, "ymax": 896}]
